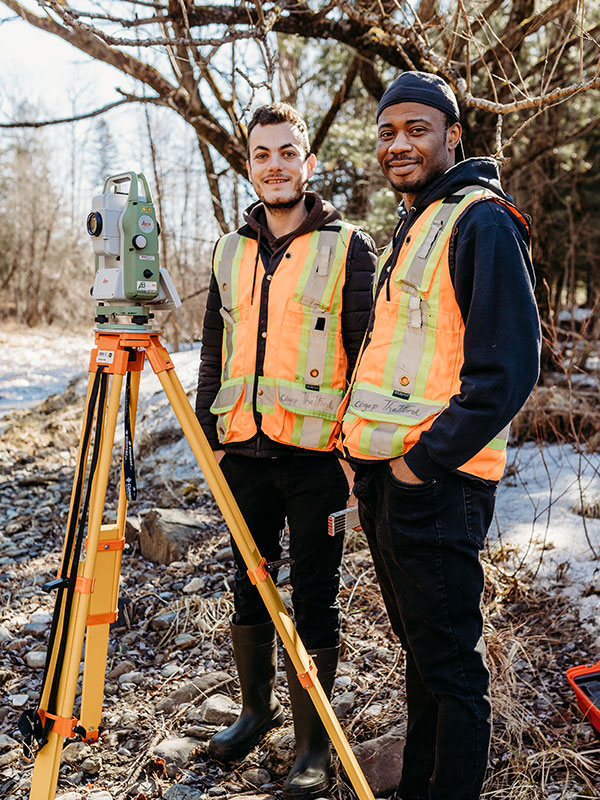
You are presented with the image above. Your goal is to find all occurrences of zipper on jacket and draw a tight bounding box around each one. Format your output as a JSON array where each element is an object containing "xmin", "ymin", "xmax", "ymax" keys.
[{"xmin": 251, "ymin": 239, "xmax": 281, "ymax": 433}]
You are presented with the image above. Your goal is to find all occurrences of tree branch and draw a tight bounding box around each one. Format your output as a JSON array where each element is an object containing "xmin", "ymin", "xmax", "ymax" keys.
[
  {"xmin": 0, "ymin": 97, "xmax": 156, "ymax": 127},
  {"xmin": 311, "ymin": 55, "xmax": 359, "ymax": 155},
  {"xmin": 469, "ymin": 0, "xmax": 579, "ymax": 76},
  {"xmin": 503, "ymin": 113, "xmax": 600, "ymax": 178},
  {"xmin": 1, "ymin": 0, "xmax": 247, "ymax": 174}
]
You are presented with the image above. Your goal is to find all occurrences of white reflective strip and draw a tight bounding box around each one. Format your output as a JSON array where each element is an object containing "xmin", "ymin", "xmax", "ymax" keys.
[
  {"xmin": 298, "ymin": 415, "xmax": 324, "ymax": 448},
  {"xmin": 220, "ymin": 308, "xmax": 236, "ymax": 381},
  {"xmin": 403, "ymin": 186, "xmax": 485, "ymax": 289},
  {"xmin": 216, "ymin": 234, "xmax": 242, "ymax": 311},
  {"xmin": 405, "ymin": 204, "xmax": 456, "ymax": 287},
  {"xmin": 495, "ymin": 424, "xmax": 510, "ymax": 442},
  {"xmin": 316, "ymin": 246, "xmax": 331, "ymax": 276},
  {"xmin": 392, "ymin": 322, "xmax": 427, "ymax": 394},
  {"xmin": 408, "ymin": 295, "xmax": 423, "ymax": 329},
  {"xmin": 304, "ymin": 311, "xmax": 329, "ymax": 387},
  {"xmin": 300, "ymin": 227, "xmax": 344, "ymax": 305},
  {"xmin": 367, "ymin": 423, "xmax": 397, "ymax": 458}
]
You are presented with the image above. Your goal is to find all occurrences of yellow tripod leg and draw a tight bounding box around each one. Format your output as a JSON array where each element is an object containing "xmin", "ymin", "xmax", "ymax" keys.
[
  {"xmin": 78, "ymin": 523, "xmax": 124, "ymax": 741},
  {"xmin": 29, "ymin": 373, "xmax": 123, "ymax": 800},
  {"xmin": 79, "ymin": 370, "xmax": 140, "ymax": 741},
  {"xmin": 156, "ymin": 366, "xmax": 375, "ymax": 800}
]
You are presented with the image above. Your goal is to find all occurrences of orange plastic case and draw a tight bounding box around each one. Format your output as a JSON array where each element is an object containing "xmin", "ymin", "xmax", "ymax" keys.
[{"xmin": 566, "ymin": 661, "xmax": 600, "ymax": 734}]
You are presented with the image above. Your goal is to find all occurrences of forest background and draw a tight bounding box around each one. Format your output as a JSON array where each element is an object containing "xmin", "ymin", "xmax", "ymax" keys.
[
  {"xmin": 0, "ymin": 0, "xmax": 600, "ymax": 798},
  {"xmin": 1, "ymin": 0, "xmax": 599, "ymax": 357}
]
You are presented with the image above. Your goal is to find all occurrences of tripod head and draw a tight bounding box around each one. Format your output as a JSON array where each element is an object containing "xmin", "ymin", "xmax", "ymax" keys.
[{"xmin": 88, "ymin": 171, "xmax": 181, "ymax": 329}]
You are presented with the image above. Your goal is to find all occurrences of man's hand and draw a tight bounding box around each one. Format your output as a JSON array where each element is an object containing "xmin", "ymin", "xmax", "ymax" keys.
[
  {"xmin": 214, "ymin": 449, "xmax": 226, "ymax": 464},
  {"xmin": 389, "ymin": 456, "xmax": 423, "ymax": 484},
  {"xmin": 339, "ymin": 459, "xmax": 356, "ymax": 507}
]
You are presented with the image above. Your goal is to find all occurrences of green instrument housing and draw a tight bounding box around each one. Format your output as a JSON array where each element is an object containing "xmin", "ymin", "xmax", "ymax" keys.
[{"xmin": 89, "ymin": 171, "xmax": 176, "ymax": 328}]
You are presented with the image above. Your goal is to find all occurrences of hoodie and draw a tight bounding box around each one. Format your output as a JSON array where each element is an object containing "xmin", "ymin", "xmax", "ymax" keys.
[
  {"xmin": 370, "ymin": 157, "xmax": 541, "ymax": 481},
  {"xmin": 195, "ymin": 192, "xmax": 377, "ymax": 457}
]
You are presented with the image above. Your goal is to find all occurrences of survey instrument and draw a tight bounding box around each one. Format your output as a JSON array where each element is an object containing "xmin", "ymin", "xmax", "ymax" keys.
[{"xmin": 20, "ymin": 173, "xmax": 375, "ymax": 800}]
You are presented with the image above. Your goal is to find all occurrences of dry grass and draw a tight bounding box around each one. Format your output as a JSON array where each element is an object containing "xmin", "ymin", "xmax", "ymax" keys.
[{"xmin": 326, "ymin": 545, "xmax": 600, "ymax": 800}]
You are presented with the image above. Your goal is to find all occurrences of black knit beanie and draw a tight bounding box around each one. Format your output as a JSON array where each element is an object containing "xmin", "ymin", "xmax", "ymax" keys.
[{"xmin": 377, "ymin": 71, "xmax": 460, "ymax": 122}]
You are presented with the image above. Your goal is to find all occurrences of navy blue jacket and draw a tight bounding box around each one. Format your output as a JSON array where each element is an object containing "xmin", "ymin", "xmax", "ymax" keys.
[{"xmin": 376, "ymin": 158, "xmax": 541, "ymax": 481}]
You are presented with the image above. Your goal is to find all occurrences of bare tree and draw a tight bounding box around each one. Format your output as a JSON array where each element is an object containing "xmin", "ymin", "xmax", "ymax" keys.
[{"xmin": 1, "ymin": 0, "xmax": 598, "ymax": 230}]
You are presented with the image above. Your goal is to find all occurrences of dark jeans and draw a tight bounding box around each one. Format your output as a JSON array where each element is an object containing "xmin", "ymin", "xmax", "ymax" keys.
[
  {"xmin": 354, "ymin": 463, "xmax": 496, "ymax": 800},
  {"xmin": 220, "ymin": 453, "xmax": 349, "ymax": 649}
]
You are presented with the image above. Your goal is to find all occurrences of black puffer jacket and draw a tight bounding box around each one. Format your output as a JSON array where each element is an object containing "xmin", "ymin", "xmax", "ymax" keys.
[{"xmin": 195, "ymin": 192, "xmax": 377, "ymax": 456}]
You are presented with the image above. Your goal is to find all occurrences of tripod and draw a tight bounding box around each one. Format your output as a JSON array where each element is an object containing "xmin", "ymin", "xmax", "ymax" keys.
[{"xmin": 25, "ymin": 328, "xmax": 375, "ymax": 800}]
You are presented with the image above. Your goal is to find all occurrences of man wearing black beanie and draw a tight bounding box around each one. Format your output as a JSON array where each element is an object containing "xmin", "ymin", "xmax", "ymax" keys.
[{"xmin": 340, "ymin": 72, "xmax": 540, "ymax": 799}]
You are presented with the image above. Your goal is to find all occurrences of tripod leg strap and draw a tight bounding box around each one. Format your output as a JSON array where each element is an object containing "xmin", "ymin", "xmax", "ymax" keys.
[
  {"xmin": 123, "ymin": 371, "xmax": 137, "ymax": 501},
  {"xmin": 20, "ymin": 369, "xmax": 108, "ymax": 755}
]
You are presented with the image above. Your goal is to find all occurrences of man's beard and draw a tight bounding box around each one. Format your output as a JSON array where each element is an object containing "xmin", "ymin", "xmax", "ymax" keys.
[
  {"xmin": 263, "ymin": 194, "xmax": 304, "ymax": 211},
  {"xmin": 258, "ymin": 175, "xmax": 308, "ymax": 212},
  {"xmin": 386, "ymin": 159, "xmax": 447, "ymax": 195}
]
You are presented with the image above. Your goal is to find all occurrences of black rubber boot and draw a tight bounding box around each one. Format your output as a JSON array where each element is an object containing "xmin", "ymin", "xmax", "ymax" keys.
[
  {"xmin": 283, "ymin": 646, "xmax": 339, "ymax": 800},
  {"xmin": 207, "ymin": 619, "xmax": 284, "ymax": 762}
]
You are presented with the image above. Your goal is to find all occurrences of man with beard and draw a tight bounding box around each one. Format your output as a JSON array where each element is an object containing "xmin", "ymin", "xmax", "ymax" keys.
[
  {"xmin": 196, "ymin": 102, "xmax": 376, "ymax": 799},
  {"xmin": 340, "ymin": 73, "xmax": 540, "ymax": 799}
]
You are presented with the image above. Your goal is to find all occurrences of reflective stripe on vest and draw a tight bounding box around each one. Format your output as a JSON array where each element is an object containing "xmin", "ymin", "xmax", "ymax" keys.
[
  {"xmin": 341, "ymin": 187, "xmax": 529, "ymax": 480},
  {"xmin": 210, "ymin": 223, "xmax": 354, "ymax": 450}
]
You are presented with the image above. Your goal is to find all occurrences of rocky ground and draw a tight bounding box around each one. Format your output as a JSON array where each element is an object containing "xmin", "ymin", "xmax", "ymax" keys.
[{"xmin": 1, "ymin": 380, "xmax": 599, "ymax": 800}]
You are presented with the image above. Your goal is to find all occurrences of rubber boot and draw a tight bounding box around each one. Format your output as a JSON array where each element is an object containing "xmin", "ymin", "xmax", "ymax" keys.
[
  {"xmin": 208, "ymin": 619, "xmax": 284, "ymax": 762},
  {"xmin": 283, "ymin": 646, "xmax": 339, "ymax": 800}
]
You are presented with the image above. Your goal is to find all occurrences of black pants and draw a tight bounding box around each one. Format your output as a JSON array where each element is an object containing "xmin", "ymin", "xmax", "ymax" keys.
[
  {"xmin": 220, "ymin": 453, "xmax": 349, "ymax": 649},
  {"xmin": 355, "ymin": 463, "xmax": 497, "ymax": 800}
]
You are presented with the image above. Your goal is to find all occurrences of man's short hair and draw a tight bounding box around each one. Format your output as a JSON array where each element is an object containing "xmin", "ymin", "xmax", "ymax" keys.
[{"xmin": 246, "ymin": 102, "xmax": 311, "ymax": 158}]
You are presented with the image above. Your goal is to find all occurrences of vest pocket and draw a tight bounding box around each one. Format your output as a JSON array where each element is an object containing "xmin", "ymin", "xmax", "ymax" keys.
[
  {"xmin": 348, "ymin": 385, "xmax": 445, "ymax": 425},
  {"xmin": 220, "ymin": 305, "xmax": 249, "ymax": 382},
  {"xmin": 342, "ymin": 384, "xmax": 445, "ymax": 459},
  {"xmin": 259, "ymin": 378, "xmax": 344, "ymax": 450},
  {"xmin": 209, "ymin": 379, "xmax": 247, "ymax": 444},
  {"xmin": 276, "ymin": 379, "xmax": 344, "ymax": 420}
]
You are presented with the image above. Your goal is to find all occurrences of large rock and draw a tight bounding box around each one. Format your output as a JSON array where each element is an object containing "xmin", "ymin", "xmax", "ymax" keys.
[
  {"xmin": 352, "ymin": 725, "xmax": 405, "ymax": 797},
  {"xmin": 140, "ymin": 508, "xmax": 206, "ymax": 564},
  {"xmin": 25, "ymin": 648, "xmax": 47, "ymax": 669},
  {"xmin": 107, "ymin": 659, "xmax": 136, "ymax": 680},
  {"xmin": 61, "ymin": 742, "xmax": 92, "ymax": 765},
  {"xmin": 153, "ymin": 736, "xmax": 202, "ymax": 778},
  {"xmin": 0, "ymin": 733, "xmax": 18, "ymax": 750},
  {"xmin": 332, "ymin": 690, "xmax": 356, "ymax": 719},
  {"xmin": 156, "ymin": 671, "xmax": 234, "ymax": 713},
  {"xmin": 125, "ymin": 515, "xmax": 141, "ymax": 544},
  {"xmin": 199, "ymin": 693, "xmax": 240, "ymax": 725},
  {"xmin": 240, "ymin": 767, "xmax": 271, "ymax": 788}
]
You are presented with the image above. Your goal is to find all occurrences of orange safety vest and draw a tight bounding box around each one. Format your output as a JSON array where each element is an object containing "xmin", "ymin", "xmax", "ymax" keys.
[
  {"xmin": 340, "ymin": 186, "xmax": 529, "ymax": 481},
  {"xmin": 210, "ymin": 222, "xmax": 355, "ymax": 451}
]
